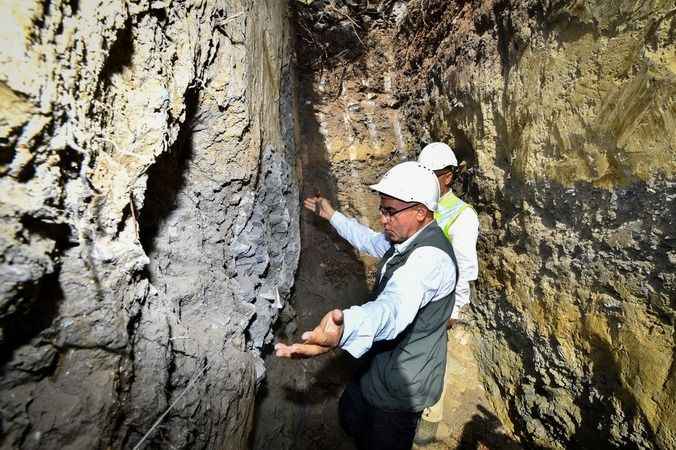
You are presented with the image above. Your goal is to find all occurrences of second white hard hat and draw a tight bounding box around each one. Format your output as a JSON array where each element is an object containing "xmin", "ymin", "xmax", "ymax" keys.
[
  {"xmin": 418, "ymin": 142, "xmax": 458, "ymax": 171},
  {"xmin": 369, "ymin": 161, "xmax": 439, "ymax": 211}
]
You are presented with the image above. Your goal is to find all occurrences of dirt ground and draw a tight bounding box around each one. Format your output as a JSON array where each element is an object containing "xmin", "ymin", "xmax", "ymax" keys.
[{"xmin": 413, "ymin": 325, "xmax": 524, "ymax": 450}]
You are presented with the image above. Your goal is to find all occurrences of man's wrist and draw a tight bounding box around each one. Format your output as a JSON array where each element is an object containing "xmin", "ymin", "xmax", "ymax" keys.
[
  {"xmin": 338, "ymin": 307, "xmax": 352, "ymax": 347},
  {"xmin": 328, "ymin": 210, "xmax": 342, "ymax": 227}
]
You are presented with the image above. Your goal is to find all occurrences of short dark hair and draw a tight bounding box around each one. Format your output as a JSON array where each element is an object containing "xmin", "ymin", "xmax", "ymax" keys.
[{"xmin": 433, "ymin": 166, "xmax": 455, "ymax": 176}]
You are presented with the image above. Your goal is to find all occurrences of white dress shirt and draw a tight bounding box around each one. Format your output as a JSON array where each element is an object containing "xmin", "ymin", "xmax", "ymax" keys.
[
  {"xmin": 444, "ymin": 208, "xmax": 479, "ymax": 319},
  {"xmin": 329, "ymin": 212, "xmax": 457, "ymax": 358}
]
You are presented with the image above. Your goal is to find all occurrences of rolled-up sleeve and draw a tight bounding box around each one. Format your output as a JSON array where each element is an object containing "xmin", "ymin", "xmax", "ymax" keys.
[{"xmin": 339, "ymin": 246, "xmax": 456, "ymax": 358}]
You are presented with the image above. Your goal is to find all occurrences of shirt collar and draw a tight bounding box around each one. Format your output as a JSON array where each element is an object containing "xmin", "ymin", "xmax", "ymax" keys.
[{"xmin": 393, "ymin": 220, "xmax": 435, "ymax": 254}]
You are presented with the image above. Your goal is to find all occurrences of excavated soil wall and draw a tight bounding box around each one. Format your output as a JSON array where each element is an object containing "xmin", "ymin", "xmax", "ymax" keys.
[
  {"xmin": 393, "ymin": 1, "xmax": 675, "ymax": 449},
  {"xmin": 1, "ymin": 1, "xmax": 674, "ymax": 450},
  {"xmin": 1, "ymin": 1, "xmax": 298, "ymax": 448}
]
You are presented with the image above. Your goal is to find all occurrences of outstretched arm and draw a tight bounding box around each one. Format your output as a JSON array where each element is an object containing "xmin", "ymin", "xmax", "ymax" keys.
[
  {"xmin": 275, "ymin": 246, "xmax": 456, "ymax": 360},
  {"xmin": 304, "ymin": 195, "xmax": 336, "ymax": 220},
  {"xmin": 304, "ymin": 194, "xmax": 390, "ymax": 258},
  {"xmin": 275, "ymin": 309, "xmax": 344, "ymax": 358},
  {"xmin": 339, "ymin": 246, "xmax": 455, "ymax": 357}
]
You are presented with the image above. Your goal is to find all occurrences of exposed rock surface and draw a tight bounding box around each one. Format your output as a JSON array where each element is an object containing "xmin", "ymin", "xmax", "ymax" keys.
[
  {"xmin": 394, "ymin": 1, "xmax": 675, "ymax": 449},
  {"xmin": 253, "ymin": 3, "xmax": 415, "ymax": 449},
  {"xmin": 2, "ymin": 0, "xmax": 674, "ymax": 449},
  {"xmin": 251, "ymin": 73, "xmax": 368, "ymax": 450},
  {"xmin": 0, "ymin": 1, "xmax": 298, "ymax": 449}
]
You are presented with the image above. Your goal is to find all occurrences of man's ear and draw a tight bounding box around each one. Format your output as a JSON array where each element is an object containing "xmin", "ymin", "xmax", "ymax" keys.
[{"xmin": 417, "ymin": 206, "xmax": 428, "ymax": 221}]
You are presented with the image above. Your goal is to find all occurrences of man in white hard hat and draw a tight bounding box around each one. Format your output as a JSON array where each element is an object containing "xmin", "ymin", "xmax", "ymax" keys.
[
  {"xmin": 418, "ymin": 142, "xmax": 479, "ymax": 322},
  {"xmin": 275, "ymin": 161, "xmax": 458, "ymax": 450},
  {"xmin": 416, "ymin": 141, "xmax": 479, "ymax": 443}
]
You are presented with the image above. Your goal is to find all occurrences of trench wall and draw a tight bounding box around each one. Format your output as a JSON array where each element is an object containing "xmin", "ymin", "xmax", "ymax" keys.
[
  {"xmin": 394, "ymin": 1, "xmax": 675, "ymax": 448},
  {"xmin": 0, "ymin": 1, "xmax": 298, "ymax": 448}
]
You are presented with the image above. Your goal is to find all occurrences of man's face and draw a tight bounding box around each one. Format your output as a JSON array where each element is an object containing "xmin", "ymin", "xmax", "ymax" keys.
[
  {"xmin": 379, "ymin": 196, "xmax": 425, "ymax": 243},
  {"xmin": 435, "ymin": 170, "xmax": 453, "ymax": 194}
]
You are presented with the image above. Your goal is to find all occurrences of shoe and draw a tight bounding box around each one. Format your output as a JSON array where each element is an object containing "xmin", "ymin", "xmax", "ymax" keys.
[{"xmin": 414, "ymin": 419, "xmax": 439, "ymax": 446}]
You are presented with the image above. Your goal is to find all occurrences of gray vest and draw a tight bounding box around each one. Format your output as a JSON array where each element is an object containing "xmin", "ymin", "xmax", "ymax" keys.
[{"xmin": 358, "ymin": 222, "xmax": 457, "ymax": 412}]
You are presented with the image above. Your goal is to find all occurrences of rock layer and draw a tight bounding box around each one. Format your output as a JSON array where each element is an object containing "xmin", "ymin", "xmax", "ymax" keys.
[
  {"xmin": 394, "ymin": 1, "xmax": 675, "ymax": 449},
  {"xmin": 2, "ymin": 1, "xmax": 674, "ymax": 449},
  {"xmin": 0, "ymin": 1, "xmax": 298, "ymax": 449}
]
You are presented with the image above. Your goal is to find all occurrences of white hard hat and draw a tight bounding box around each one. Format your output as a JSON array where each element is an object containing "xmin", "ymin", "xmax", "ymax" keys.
[
  {"xmin": 418, "ymin": 142, "xmax": 458, "ymax": 171},
  {"xmin": 369, "ymin": 161, "xmax": 439, "ymax": 211}
]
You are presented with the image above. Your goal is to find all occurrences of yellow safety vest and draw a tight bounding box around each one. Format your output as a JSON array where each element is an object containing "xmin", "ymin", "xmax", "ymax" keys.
[{"xmin": 434, "ymin": 192, "xmax": 474, "ymax": 241}]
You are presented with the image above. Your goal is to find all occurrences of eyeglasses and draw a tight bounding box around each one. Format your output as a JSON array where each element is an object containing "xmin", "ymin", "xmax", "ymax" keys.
[{"xmin": 379, "ymin": 203, "xmax": 420, "ymax": 219}]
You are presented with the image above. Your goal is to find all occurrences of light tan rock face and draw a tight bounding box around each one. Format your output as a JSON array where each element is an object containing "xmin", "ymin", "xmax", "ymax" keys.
[
  {"xmin": 395, "ymin": 1, "xmax": 675, "ymax": 449},
  {"xmin": 0, "ymin": 1, "xmax": 299, "ymax": 448}
]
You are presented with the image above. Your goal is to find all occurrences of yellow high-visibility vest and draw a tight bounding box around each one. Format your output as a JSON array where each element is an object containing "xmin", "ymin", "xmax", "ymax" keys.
[{"xmin": 434, "ymin": 192, "xmax": 474, "ymax": 241}]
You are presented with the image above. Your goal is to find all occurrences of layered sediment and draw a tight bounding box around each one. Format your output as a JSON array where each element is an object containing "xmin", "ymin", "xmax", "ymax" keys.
[
  {"xmin": 394, "ymin": 1, "xmax": 675, "ymax": 448},
  {"xmin": 0, "ymin": 1, "xmax": 298, "ymax": 448},
  {"xmin": 2, "ymin": 1, "xmax": 674, "ymax": 449},
  {"xmin": 257, "ymin": 1, "xmax": 675, "ymax": 449}
]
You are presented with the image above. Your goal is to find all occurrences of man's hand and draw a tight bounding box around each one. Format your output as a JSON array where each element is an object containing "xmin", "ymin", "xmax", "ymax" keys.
[
  {"xmin": 275, "ymin": 309, "xmax": 344, "ymax": 358},
  {"xmin": 303, "ymin": 195, "xmax": 335, "ymax": 221}
]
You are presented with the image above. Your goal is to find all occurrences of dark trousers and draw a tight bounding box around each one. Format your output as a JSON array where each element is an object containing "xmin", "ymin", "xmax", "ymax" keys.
[{"xmin": 339, "ymin": 382, "xmax": 421, "ymax": 450}]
